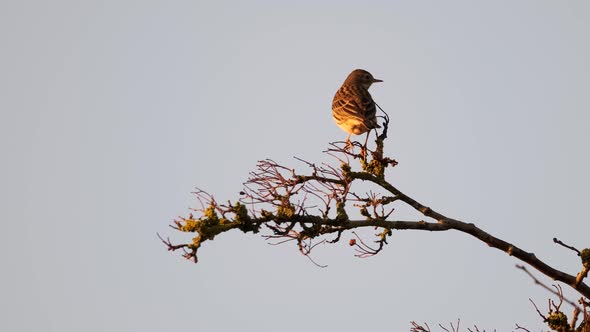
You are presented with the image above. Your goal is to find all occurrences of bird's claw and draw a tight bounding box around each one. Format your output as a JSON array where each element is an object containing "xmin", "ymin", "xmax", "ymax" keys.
[{"xmin": 345, "ymin": 138, "xmax": 353, "ymax": 151}]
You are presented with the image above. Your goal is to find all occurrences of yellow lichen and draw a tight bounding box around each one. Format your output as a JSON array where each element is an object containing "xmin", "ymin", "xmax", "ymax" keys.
[
  {"xmin": 336, "ymin": 200, "xmax": 348, "ymax": 222},
  {"xmin": 181, "ymin": 219, "xmax": 199, "ymax": 232},
  {"xmin": 581, "ymin": 248, "xmax": 590, "ymax": 268},
  {"xmin": 202, "ymin": 205, "xmax": 220, "ymax": 225},
  {"xmin": 233, "ymin": 202, "xmax": 249, "ymax": 223},
  {"xmin": 547, "ymin": 311, "xmax": 568, "ymax": 330},
  {"xmin": 341, "ymin": 163, "xmax": 352, "ymax": 181}
]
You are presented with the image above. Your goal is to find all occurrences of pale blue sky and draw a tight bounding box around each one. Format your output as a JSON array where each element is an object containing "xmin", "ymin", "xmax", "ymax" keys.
[{"xmin": 2, "ymin": 1, "xmax": 590, "ymax": 331}]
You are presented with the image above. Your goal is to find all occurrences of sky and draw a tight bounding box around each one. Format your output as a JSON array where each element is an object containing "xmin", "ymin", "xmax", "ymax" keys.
[{"xmin": 2, "ymin": 0, "xmax": 590, "ymax": 331}]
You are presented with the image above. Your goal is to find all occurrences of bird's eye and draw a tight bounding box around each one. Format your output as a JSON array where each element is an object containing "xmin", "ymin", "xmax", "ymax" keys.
[{"xmin": 365, "ymin": 75, "xmax": 371, "ymax": 80}]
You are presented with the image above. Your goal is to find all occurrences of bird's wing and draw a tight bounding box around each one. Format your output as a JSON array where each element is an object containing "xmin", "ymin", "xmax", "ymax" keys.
[
  {"xmin": 332, "ymin": 87, "xmax": 363, "ymax": 119},
  {"xmin": 354, "ymin": 88, "xmax": 377, "ymax": 119}
]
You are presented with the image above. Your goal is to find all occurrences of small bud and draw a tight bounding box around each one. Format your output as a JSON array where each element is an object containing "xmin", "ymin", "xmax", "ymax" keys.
[{"xmin": 349, "ymin": 239, "xmax": 356, "ymax": 246}]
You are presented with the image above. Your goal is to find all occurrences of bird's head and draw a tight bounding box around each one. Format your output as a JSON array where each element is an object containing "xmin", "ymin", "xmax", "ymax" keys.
[{"xmin": 344, "ymin": 69, "xmax": 383, "ymax": 89}]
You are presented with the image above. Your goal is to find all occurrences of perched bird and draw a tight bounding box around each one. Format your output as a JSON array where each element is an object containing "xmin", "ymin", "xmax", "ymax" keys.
[{"xmin": 332, "ymin": 69, "xmax": 383, "ymax": 146}]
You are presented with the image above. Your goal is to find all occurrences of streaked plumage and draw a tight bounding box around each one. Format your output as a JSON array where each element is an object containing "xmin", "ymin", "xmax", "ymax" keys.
[{"xmin": 332, "ymin": 69, "xmax": 382, "ymax": 143}]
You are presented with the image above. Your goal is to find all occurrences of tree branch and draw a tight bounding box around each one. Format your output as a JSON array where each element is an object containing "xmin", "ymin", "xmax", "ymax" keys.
[
  {"xmin": 347, "ymin": 171, "xmax": 590, "ymax": 298},
  {"xmin": 162, "ymin": 122, "xmax": 590, "ymax": 304}
]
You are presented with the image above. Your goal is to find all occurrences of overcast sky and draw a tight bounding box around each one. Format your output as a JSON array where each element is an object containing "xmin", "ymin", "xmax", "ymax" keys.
[{"xmin": 3, "ymin": 1, "xmax": 590, "ymax": 331}]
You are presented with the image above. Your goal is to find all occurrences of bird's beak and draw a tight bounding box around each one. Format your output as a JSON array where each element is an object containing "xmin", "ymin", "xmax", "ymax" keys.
[{"xmin": 372, "ymin": 78, "xmax": 383, "ymax": 83}]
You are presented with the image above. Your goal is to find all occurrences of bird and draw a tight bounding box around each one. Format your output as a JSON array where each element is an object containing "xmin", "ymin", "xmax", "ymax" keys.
[{"xmin": 332, "ymin": 69, "xmax": 383, "ymax": 148}]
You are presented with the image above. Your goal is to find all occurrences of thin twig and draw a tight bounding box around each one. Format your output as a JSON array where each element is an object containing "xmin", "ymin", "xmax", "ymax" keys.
[
  {"xmin": 529, "ymin": 298, "xmax": 547, "ymax": 321},
  {"xmin": 516, "ymin": 264, "xmax": 581, "ymax": 310},
  {"xmin": 514, "ymin": 323, "xmax": 531, "ymax": 331},
  {"xmin": 553, "ymin": 237, "xmax": 581, "ymax": 256}
]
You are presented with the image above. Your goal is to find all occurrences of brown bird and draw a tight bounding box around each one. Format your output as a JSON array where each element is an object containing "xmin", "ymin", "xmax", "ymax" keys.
[{"xmin": 332, "ymin": 69, "xmax": 383, "ymax": 147}]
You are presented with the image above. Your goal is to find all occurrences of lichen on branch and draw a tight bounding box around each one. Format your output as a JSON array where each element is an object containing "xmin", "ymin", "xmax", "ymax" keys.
[{"xmin": 160, "ymin": 118, "xmax": 590, "ymax": 307}]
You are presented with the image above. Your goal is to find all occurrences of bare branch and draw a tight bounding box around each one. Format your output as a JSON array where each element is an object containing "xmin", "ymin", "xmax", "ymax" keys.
[
  {"xmin": 410, "ymin": 321, "xmax": 431, "ymax": 332},
  {"xmin": 529, "ymin": 298, "xmax": 547, "ymax": 322},
  {"xmin": 438, "ymin": 319, "xmax": 460, "ymax": 332},
  {"xmin": 162, "ymin": 131, "xmax": 590, "ymax": 304},
  {"xmin": 571, "ymin": 306, "xmax": 580, "ymax": 330},
  {"xmin": 157, "ymin": 233, "xmax": 197, "ymax": 263},
  {"xmin": 550, "ymin": 284, "xmax": 564, "ymax": 312},
  {"xmin": 513, "ymin": 323, "xmax": 531, "ymax": 331},
  {"xmin": 516, "ymin": 264, "xmax": 581, "ymax": 310},
  {"xmin": 553, "ymin": 237, "xmax": 581, "ymax": 256}
]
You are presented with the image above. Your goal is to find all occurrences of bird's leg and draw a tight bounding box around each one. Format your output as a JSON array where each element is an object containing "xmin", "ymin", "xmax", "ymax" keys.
[
  {"xmin": 360, "ymin": 132, "xmax": 370, "ymax": 159},
  {"xmin": 363, "ymin": 131, "xmax": 371, "ymax": 147},
  {"xmin": 345, "ymin": 134, "xmax": 353, "ymax": 151}
]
